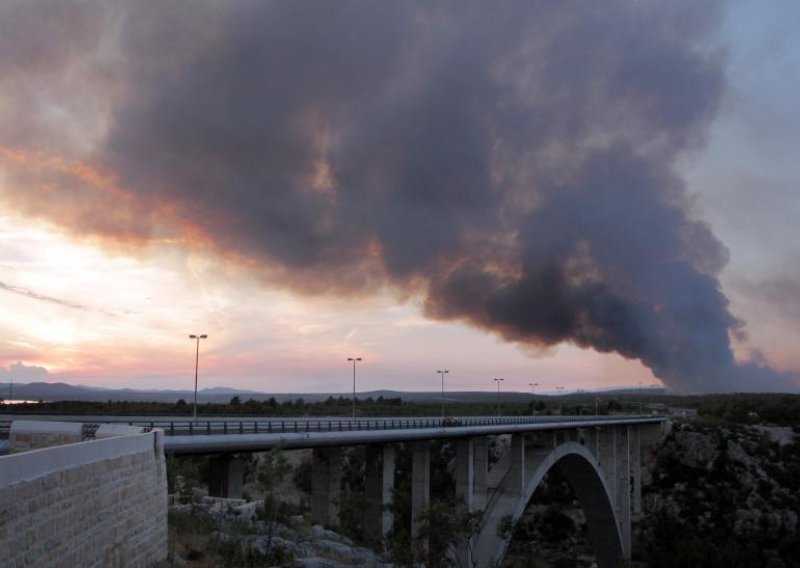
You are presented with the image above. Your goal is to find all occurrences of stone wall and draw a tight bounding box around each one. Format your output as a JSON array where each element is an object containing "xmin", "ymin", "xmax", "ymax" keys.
[{"xmin": 0, "ymin": 426, "xmax": 168, "ymax": 566}]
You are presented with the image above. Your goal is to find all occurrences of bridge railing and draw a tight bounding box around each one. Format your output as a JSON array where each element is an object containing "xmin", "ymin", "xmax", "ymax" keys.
[{"xmin": 117, "ymin": 414, "xmax": 657, "ymax": 436}]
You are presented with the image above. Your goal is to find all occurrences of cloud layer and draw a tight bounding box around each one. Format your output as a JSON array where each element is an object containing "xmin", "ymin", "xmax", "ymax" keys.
[{"xmin": 1, "ymin": 1, "xmax": 796, "ymax": 392}]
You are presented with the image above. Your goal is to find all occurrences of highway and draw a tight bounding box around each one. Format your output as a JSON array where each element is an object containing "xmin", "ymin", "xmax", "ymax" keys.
[{"xmin": 0, "ymin": 413, "xmax": 665, "ymax": 454}]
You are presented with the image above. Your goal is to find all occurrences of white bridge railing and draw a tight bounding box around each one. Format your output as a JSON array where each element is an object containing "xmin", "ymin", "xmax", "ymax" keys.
[
  {"xmin": 122, "ymin": 414, "xmax": 655, "ymax": 436},
  {"xmin": 0, "ymin": 414, "xmax": 664, "ymax": 441}
]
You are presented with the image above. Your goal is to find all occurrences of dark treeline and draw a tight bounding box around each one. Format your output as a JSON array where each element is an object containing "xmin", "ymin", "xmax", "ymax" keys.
[
  {"xmin": 0, "ymin": 396, "xmax": 541, "ymax": 417},
  {"xmin": 1, "ymin": 395, "xmax": 629, "ymax": 418},
  {"xmin": 694, "ymin": 393, "xmax": 800, "ymax": 427},
  {"xmin": 2, "ymin": 392, "xmax": 799, "ymax": 425}
]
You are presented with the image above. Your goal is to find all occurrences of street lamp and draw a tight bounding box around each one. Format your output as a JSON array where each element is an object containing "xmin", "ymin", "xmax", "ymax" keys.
[
  {"xmin": 189, "ymin": 334, "xmax": 207, "ymax": 421},
  {"xmin": 347, "ymin": 357, "xmax": 362, "ymax": 419},
  {"xmin": 556, "ymin": 385, "xmax": 564, "ymax": 414},
  {"xmin": 493, "ymin": 378, "xmax": 504, "ymax": 416},
  {"xmin": 438, "ymin": 370, "xmax": 449, "ymax": 421}
]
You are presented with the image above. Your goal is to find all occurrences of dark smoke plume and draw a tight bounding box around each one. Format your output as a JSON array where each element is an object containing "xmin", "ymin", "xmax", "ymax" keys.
[{"xmin": 1, "ymin": 1, "xmax": 796, "ymax": 392}]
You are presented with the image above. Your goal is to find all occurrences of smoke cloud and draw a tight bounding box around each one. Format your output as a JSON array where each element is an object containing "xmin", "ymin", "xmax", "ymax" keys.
[{"xmin": 1, "ymin": 1, "xmax": 796, "ymax": 392}]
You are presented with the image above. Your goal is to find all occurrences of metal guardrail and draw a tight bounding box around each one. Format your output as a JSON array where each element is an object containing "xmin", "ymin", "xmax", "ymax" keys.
[
  {"xmin": 121, "ymin": 414, "xmax": 660, "ymax": 437},
  {"xmin": 0, "ymin": 415, "xmax": 665, "ymax": 455},
  {"xmin": 0, "ymin": 415, "xmax": 664, "ymax": 442}
]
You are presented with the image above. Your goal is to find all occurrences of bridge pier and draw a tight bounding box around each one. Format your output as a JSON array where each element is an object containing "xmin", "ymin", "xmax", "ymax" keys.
[
  {"xmin": 561, "ymin": 429, "xmax": 578, "ymax": 444},
  {"xmin": 507, "ymin": 433, "xmax": 526, "ymax": 495},
  {"xmin": 411, "ymin": 441, "xmax": 431, "ymax": 543},
  {"xmin": 208, "ymin": 456, "xmax": 245, "ymax": 499},
  {"xmin": 455, "ymin": 438, "xmax": 474, "ymax": 509},
  {"xmin": 474, "ymin": 436, "xmax": 488, "ymax": 509},
  {"xmin": 311, "ymin": 446, "xmax": 342, "ymax": 525},
  {"xmin": 593, "ymin": 425, "xmax": 633, "ymax": 559},
  {"xmin": 586, "ymin": 426, "xmax": 601, "ymax": 460},
  {"xmin": 632, "ymin": 425, "xmax": 642, "ymax": 514},
  {"xmin": 455, "ymin": 438, "xmax": 475, "ymax": 568},
  {"xmin": 365, "ymin": 444, "xmax": 395, "ymax": 541},
  {"xmin": 616, "ymin": 426, "xmax": 632, "ymax": 557},
  {"xmin": 599, "ymin": 426, "xmax": 617, "ymax": 503}
]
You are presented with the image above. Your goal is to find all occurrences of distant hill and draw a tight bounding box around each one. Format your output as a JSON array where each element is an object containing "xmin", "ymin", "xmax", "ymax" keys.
[
  {"xmin": 3, "ymin": 382, "xmax": 264, "ymax": 403},
  {"xmin": 0, "ymin": 382, "xmax": 667, "ymax": 404}
]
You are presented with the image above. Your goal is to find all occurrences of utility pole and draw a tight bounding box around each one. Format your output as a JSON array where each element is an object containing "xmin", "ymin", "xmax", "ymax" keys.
[
  {"xmin": 189, "ymin": 334, "xmax": 207, "ymax": 421},
  {"xmin": 438, "ymin": 370, "xmax": 449, "ymax": 421},
  {"xmin": 347, "ymin": 357, "xmax": 362, "ymax": 419},
  {"xmin": 493, "ymin": 378, "xmax": 504, "ymax": 416}
]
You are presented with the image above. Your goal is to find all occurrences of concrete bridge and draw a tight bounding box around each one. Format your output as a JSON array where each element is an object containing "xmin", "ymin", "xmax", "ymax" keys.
[{"xmin": 1, "ymin": 414, "xmax": 664, "ymax": 566}]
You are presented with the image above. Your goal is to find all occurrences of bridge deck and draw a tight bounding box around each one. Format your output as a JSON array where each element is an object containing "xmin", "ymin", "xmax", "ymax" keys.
[
  {"xmin": 160, "ymin": 415, "xmax": 663, "ymax": 454},
  {"xmin": 0, "ymin": 414, "xmax": 665, "ymax": 454}
]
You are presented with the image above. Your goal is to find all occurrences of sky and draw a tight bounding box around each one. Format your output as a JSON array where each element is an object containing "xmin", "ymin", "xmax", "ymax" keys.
[{"xmin": 0, "ymin": 1, "xmax": 798, "ymax": 395}]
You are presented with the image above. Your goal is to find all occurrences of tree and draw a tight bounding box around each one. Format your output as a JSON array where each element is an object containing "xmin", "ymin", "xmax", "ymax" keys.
[
  {"xmin": 415, "ymin": 502, "xmax": 483, "ymax": 567},
  {"xmin": 256, "ymin": 446, "xmax": 291, "ymax": 519},
  {"xmin": 251, "ymin": 446, "xmax": 293, "ymax": 563}
]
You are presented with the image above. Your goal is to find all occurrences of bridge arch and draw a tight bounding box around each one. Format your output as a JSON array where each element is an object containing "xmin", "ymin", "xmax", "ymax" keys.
[{"xmin": 490, "ymin": 441, "xmax": 624, "ymax": 568}]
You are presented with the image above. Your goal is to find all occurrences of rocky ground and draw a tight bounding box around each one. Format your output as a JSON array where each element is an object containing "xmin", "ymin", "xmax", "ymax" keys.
[{"xmin": 165, "ymin": 495, "xmax": 387, "ymax": 567}]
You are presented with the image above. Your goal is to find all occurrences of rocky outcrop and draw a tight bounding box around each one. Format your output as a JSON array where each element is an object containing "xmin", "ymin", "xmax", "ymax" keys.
[
  {"xmin": 637, "ymin": 422, "xmax": 800, "ymax": 567},
  {"xmin": 169, "ymin": 497, "xmax": 387, "ymax": 566}
]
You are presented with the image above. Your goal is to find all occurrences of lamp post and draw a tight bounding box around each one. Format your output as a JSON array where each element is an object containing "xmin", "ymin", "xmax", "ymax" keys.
[
  {"xmin": 189, "ymin": 334, "xmax": 207, "ymax": 421},
  {"xmin": 438, "ymin": 370, "xmax": 449, "ymax": 421},
  {"xmin": 493, "ymin": 378, "xmax": 504, "ymax": 416},
  {"xmin": 556, "ymin": 385, "xmax": 564, "ymax": 414},
  {"xmin": 347, "ymin": 357, "xmax": 362, "ymax": 419}
]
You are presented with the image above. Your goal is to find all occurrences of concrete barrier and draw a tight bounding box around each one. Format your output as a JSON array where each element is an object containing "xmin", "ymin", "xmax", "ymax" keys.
[
  {"xmin": 95, "ymin": 423, "xmax": 147, "ymax": 438},
  {"xmin": 9, "ymin": 420, "xmax": 83, "ymax": 453}
]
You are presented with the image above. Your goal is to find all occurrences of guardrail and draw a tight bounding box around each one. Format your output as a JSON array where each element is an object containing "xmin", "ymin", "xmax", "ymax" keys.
[
  {"xmin": 121, "ymin": 414, "xmax": 660, "ymax": 436},
  {"xmin": 0, "ymin": 415, "xmax": 664, "ymax": 439}
]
